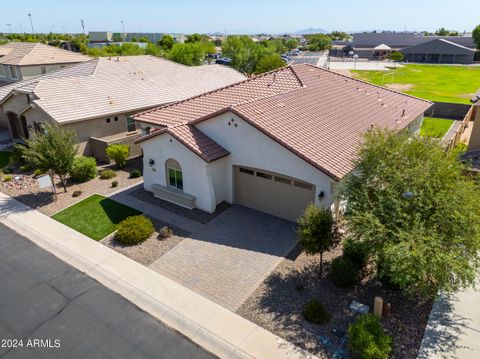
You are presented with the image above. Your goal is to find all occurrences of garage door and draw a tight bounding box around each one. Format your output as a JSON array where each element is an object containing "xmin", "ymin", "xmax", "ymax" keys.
[{"xmin": 234, "ymin": 166, "xmax": 315, "ymax": 222}]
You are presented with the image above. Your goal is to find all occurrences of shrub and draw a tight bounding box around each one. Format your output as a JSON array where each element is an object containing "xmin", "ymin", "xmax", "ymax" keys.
[
  {"xmin": 348, "ymin": 314, "xmax": 393, "ymax": 359},
  {"xmin": 99, "ymin": 169, "xmax": 116, "ymax": 179},
  {"xmin": 111, "ymin": 180, "xmax": 118, "ymax": 188},
  {"xmin": 72, "ymin": 190, "xmax": 82, "ymax": 197},
  {"xmin": 33, "ymin": 168, "xmax": 47, "ymax": 176},
  {"xmin": 377, "ymin": 263, "xmax": 401, "ymax": 291},
  {"xmin": 3, "ymin": 175, "xmax": 13, "ymax": 182},
  {"xmin": 2, "ymin": 166, "xmax": 13, "ymax": 174},
  {"xmin": 9, "ymin": 144, "xmax": 25, "ymax": 166},
  {"xmin": 20, "ymin": 164, "xmax": 33, "ymax": 172},
  {"xmin": 158, "ymin": 226, "xmax": 173, "ymax": 239},
  {"xmin": 129, "ymin": 169, "xmax": 141, "ymax": 178},
  {"xmin": 106, "ymin": 144, "xmax": 130, "ymax": 168},
  {"xmin": 302, "ymin": 299, "xmax": 331, "ymax": 325},
  {"xmin": 329, "ymin": 257, "xmax": 357, "ymax": 288},
  {"xmin": 115, "ymin": 215, "xmax": 154, "ymax": 245},
  {"xmin": 70, "ymin": 156, "xmax": 97, "ymax": 182},
  {"xmin": 343, "ymin": 238, "xmax": 369, "ymax": 270}
]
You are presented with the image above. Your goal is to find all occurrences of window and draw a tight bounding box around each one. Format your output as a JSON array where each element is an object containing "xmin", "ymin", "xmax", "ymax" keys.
[
  {"xmin": 239, "ymin": 167, "xmax": 254, "ymax": 175},
  {"xmin": 0, "ymin": 65, "xmax": 5, "ymax": 77},
  {"xmin": 294, "ymin": 181, "xmax": 313, "ymax": 190},
  {"xmin": 41, "ymin": 66, "xmax": 47, "ymax": 74},
  {"xmin": 106, "ymin": 118, "xmax": 111, "ymax": 123},
  {"xmin": 274, "ymin": 176, "xmax": 291, "ymax": 185},
  {"xmin": 256, "ymin": 171, "xmax": 272, "ymax": 180},
  {"xmin": 168, "ymin": 168, "xmax": 183, "ymax": 190},
  {"xmin": 9, "ymin": 66, "xmax": 18, "ymax": 79},
  {"xmin": 114, "ymin": 116, "xmax": 118, "ymax": 121},
  {"xmin": 126, "ymin": 116, "xmax": 136, "ymax": 132}
]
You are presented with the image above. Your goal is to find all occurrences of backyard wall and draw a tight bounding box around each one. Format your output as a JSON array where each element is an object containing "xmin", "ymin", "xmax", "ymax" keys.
[{"xmin": 426, "ymin": 102, "xmax": 471, "ymax": 120}]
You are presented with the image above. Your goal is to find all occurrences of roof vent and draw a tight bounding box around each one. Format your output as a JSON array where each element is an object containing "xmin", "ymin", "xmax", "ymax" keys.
[{"xmin": 401, "ymin": 109, "xmax": 406, "ymax": 117}]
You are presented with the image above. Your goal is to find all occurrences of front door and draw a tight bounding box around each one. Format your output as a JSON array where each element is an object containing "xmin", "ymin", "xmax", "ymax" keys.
[
  {"xmin": 20, "ymin": 116, "xmax": 29, "ymax": 139},
  {"xmin": 7, "ymin": 113, "xmax": 19, "ymax": 139}
]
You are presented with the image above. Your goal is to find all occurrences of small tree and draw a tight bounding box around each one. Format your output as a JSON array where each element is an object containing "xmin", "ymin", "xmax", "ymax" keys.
[
  {"xmin": 473, "ymin": 24, "xmax": 480, "ymax": 49},
  {"xmin": 106, "ymin": 144, "xmax": 130, "ymax": 168},
  {"xmin": 297, "ymin": 204, "xmax": 341, "ymax": 276},
  {"xmin": 255, "ymin": 54, "xmax": 285, "ymax": 74},
  {"xmin": 389, "ymin": 51, "xmax": 404, "ymax": 67},
  {"xmin": 159, "ymin": 34, "xmax": 174, "ymax": 50},
  {"xmin": 23, "ymin": 123, "xmax": 78, "ymax": 192}
]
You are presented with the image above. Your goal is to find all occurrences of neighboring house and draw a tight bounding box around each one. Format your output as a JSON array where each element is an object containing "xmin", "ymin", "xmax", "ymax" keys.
[
  {"xmin": 133, "ymin": 64, "xmax": 431, "ymax": 221},
  {"xmin": 0, "ymin": 56, "xmax": 245, "ymax": 161},
  {"xmin": 88, "ymin": 32, "xmax": 186, "ymax": 46},
  {"xmin": 336, "ymin": 32, "xmax": 477, "ymax": 63},
  {"xmin": 466, "ymin": 90, "xmax": 480, "ymax": 152},
  {"xmin": 0, "ymin": 42, "xmax": 91, "ymax": 85}
]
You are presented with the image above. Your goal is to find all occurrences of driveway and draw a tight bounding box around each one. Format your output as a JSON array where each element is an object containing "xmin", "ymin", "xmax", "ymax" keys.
[
  {"xmin": 149, "ymin": 205, "xmax": 298, "ymax": 311},
  {"xmin": 0, "ymin": 223, "xmax": 214, "ymax": 359}
]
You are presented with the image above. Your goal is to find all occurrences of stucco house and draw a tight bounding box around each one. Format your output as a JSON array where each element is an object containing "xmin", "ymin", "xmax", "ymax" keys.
[
  {"xmin": 0, "ymin": 56, "xmax": 245, "ymax": 161},
  {"xmin": 133, "ymin": 64, "xmax": 432, "ymax": 221},
  {"xmin": 0, "ymin": 42, "xmax": 91, "ymax": 85}
]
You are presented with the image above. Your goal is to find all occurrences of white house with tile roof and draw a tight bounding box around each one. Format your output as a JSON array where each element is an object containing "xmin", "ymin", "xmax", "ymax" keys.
[
  {"xmin": 0, "ymin": 55, "xmax": 245, "ymax": 161},
  {"xmin": 134, "ymin": 64, "xmax": 432, "ymax": 221},
  {"xmin": 0, "ymin": 42, "xmax": 91, "ymax": 85}
]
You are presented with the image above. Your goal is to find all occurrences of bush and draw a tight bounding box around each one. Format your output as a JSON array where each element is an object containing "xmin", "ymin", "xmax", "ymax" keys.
[
  {"xmin": 9, "ymin": 144, "xmax": 25, "ymax": 166},
  {"xmin": 329, "ymin": 257, "xmax": 357, "ymax": 288},
  {"xmin": 302, "ymin": 299, "xmax": 331, "ymax": 325},
  {"xmin": 20, "ymin": 164, "xmax": 33, "ymax": 172},
  {"xmin": 2, "ymin": 166, "xmax": 13, "ymax": 174},
  {"xmin": 158, "ymin": 226, "xmax": 173, "ymax": 239},
  {"xmin": 377, "ymin": 263, "xmax": 401, "ymax": 290},
  {"xmin": 33, "ymin": 168, "xmax": 47, "ymax": 176},
  {"xmin": 106, "ymin": 144, "xmax": 130, "ymax": 168},
  {"xmin": 348, "ymin": 314, "xmax": 393, "ymax": 359},
  {"xmin": 343, "ymin": 239, "xmax": 369, "ymax": 270},
  {"xmin": 72, "ymin": 190, "xmax": 82, "ymax": 197},
  {"xmin": 70, "ymin": 156, "xmax": 97, "ymax": 182},
  {"xmin": 99, "ymin": 169, "xmax": 116, "ymax": 179},
  {"xmin": 111, "ymin": 180, "xmax": 118, "ymax": 188},
  {"xmin": 3, "ymin": 175, "xmax": 13, "ymax": 182},
  {"xmin": 115, "ymin": 215, "xmax": 154, "ymax": 245},
  {"xmin": 129, "ymin": 169, "xmax": 141, "ymax": 178}
]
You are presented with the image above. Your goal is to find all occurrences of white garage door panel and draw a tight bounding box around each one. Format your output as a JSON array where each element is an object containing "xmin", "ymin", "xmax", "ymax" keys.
[{"xmin": 235, "ymin": 166, "xmax": 315, "ymax": 222}]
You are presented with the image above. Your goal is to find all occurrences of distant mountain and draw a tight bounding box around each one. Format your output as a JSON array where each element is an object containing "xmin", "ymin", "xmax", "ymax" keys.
[{"xmin": 292, "ymin": 28, "xmax": 327, "ymax": 35}]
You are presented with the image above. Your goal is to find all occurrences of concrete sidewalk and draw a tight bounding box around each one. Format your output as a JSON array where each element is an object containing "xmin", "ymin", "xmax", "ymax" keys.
[{"xmin": 0, "ymin": 193, "xmax": 316, "ymax": 359}]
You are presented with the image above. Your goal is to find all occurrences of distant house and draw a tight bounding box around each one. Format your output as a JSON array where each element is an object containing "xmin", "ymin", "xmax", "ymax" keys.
[
  {"xmin": 0, "ymin": 42, "xmax": 91, "ymax": 85},
  {"xmin": 340, "ymin": 32, "xmax": 477, "ymax": 63},
  {"xmin": 88, "ymin": 32, "xmax": 185, "ymax": 47},
  {"xmin": 0, "ymin": 56, "xmax": 245, "ymax": 161},
  {"xmin": 133, "ymin": 64, "xmax": 431, "ymax": 221}
]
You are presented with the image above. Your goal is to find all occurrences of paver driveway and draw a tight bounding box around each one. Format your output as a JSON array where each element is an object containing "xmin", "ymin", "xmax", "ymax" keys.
[{"xmin": 149, "ymin": 205, "xmax": 298, "ymax": 311}]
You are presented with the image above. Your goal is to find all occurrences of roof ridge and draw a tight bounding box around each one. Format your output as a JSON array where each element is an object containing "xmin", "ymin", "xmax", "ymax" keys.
[
  {"xmin": 18, "ymin": 42, "xmax": 41, "ymax": 66},
  {"xmin": 300, "ymin": 63, "xmax": 432, "ymax": 104},
  {"xmin": 133, "ymin": 65, "xmax": 300, "ymax": 119}
]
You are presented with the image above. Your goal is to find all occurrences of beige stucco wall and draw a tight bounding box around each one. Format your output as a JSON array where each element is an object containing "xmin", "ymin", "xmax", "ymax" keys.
[
  {"xmin": 2, "ymin": 93, "xmax": 29, "ymax": 114},
  {"xmin": 20, "ymin": 64, "xmax": 71, "ymax": 80},
  {"xmin": 467, "ymin": 106, "xmax": 480, "ymax": 151}
]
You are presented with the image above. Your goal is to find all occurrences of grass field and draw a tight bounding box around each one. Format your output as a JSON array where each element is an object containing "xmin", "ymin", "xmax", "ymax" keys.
[
  {"xmin": 419, "ymin": 117, "xmax": 454, "ymax": 139},
  {"xmin": 52, "ymin": 194, "xmax": 141, "ymax": 240},
  {"xmin": 352, "ymin": 64, "xmax": 480, "ymax": 104},
  {"xmin": 0, "ymin": 151, "xmax": 12, "ymax": 169}
]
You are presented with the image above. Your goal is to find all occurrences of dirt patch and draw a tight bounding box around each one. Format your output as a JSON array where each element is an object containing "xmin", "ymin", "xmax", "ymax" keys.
[
  {"xmin": 237, "ymin": 248, "xmax": 432, "ymax": 359},
  {"xmin": 386, "ymin": 83, "xmax": 414, "ymax": 91}
]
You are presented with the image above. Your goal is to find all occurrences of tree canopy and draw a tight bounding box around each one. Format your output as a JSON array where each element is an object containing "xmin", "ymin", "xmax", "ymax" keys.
[
  {"xmin": 158, "ymin": 34, "xmax": 174, "ymax": 50},
  {"xmin": 473, "ymin": 25, "xmax": 480, "ymax": 49},
  {"xmin": 167, "ymin": 42, "xmax": 214, "ymax": 66},
  {"xmin": 305, "ymin": 34, "xmax": 331, "ymax": 51},
  {"xmin": 342, "ymin": 129, "xmax": 480, "ymax": 298},
  {"xmin": 254, "ymin": 54, "xmax": 285, "ymax": 74}
]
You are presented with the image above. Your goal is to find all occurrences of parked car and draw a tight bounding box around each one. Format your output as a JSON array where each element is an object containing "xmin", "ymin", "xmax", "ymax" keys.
[{"xmin": 215, "ymin": 57, "xmax": 232, "ymax": 65}]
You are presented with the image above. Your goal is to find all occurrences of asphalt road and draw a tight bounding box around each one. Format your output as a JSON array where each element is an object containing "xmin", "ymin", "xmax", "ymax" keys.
[{"xmin": 0, "ymin": 223, "xmax": 215, "ymax": 359}]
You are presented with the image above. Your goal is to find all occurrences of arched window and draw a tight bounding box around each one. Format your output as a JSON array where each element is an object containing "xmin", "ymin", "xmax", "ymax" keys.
[{"xmin": 166, "ymin": 159, "xmax": 183, "ymax": 190}]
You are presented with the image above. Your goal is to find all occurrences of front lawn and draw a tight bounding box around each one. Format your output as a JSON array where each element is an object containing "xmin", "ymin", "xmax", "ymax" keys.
[
  {"xmin": 352, "ymin": 64, "xmax": 480, "ymax": 104},
  {"xmin": 0, "ymin": 151, "xmax": 12, "ymax": 169},
  {"xmin": 420, "ymin": 117, "xmax": 454, "ymax": 138},
  {"xmin": 52, "ymin": 194, "xmax": 141, "ymax": 240}
]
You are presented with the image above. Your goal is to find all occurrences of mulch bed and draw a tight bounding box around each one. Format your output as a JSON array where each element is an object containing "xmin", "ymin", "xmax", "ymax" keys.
[
  {"xmin": 237, "ymin": 247, "xmax": 432, "ymax": 359},
  {"xmin": 101, "ymin": 218, "xmax": 190, "ymax": 266},
  {"xmin": 127, "ymin": 187, "xmax": 230, "ymax": 224}
]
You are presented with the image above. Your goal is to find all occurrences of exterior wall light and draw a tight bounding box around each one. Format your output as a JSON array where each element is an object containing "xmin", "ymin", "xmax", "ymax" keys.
[
  {"xmin": 318, "ymin": 191, "xmax": 325, "ymax": 201},
  {"xmin": 149, "ymin": 159, "xmax": 155, "ymax": 167}
]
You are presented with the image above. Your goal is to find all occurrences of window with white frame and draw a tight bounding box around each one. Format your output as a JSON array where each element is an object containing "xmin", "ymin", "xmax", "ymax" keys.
[
  {"xmin": 9, "ymin": 66, "xmax": 18, "ymax": 79},
  {"xmin": 0, "ymin": 65, "xmax": 5, "ymax": 77}
]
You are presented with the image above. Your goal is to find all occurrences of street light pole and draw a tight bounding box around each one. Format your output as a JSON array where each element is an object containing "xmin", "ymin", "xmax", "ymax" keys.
[
  {"xmin": 121, "ymin": 20, "xmax": 125, "ymax": 33},
  {"xmin": 27, "ymin": 13, "xmax": 35, "ymax": 35}
]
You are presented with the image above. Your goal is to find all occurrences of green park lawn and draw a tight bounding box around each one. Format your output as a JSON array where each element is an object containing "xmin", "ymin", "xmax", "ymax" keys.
[
  {"xmin": 352, "ymin": 64, "xmax": 480, "ymax": 104},
  {"xmin": 52, "ymin": 194, "xmax": 141, "ymax": 240},
  {"xmin": 419, "ymin": 117, "xmax": 454, "ymax": 139},
  {"xmin": 0, "ymin": 151, "xmax": 12, "ymax": 169}
]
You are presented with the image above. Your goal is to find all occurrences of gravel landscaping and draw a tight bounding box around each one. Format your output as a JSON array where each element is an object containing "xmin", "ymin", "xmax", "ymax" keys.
[
  {"xmin": 0, "ymin": 158, "xmax": 143, "ymax": 216},
  {"xmin": 128, "ymin": 187, "xmax": 230, "ymax": 224},
  {"xmin": 101, "ymin": 218, "xmax": 190, "ymax": 266},
  {"xmin": 237, "ymin": 247, "xmax": 432, "ymax": 359}
]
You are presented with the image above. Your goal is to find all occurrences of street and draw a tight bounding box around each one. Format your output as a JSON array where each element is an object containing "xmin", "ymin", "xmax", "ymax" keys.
[{"xmin": 0, "ymin": 223, "xmax": 215, "ymax": 359}]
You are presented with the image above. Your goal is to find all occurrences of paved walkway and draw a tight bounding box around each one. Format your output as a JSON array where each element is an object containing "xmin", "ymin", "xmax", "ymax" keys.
[
  {"xmin": 0, "ymin": 223, "xmax": 214, "ymax": 359},
  {"xmin": 418, "ymin": 285, "xmax": 480, "ymax": 358},
  {"xmin": 149, "ymin": 206, "xmax": 298, "ymax": 311},
  {"xmin": 0, "ymin": 192, "xmax": 316, "ymax": 359}
]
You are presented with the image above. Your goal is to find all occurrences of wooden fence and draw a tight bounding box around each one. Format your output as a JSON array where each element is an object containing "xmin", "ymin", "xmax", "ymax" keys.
[{"xmin": 444, "ymin": 105, "xmax": 476, "ymax": 153}]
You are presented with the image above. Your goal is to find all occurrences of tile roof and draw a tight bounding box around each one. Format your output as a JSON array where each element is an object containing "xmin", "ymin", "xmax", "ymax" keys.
[
  {"xmin": 0, "ymin": 42, "xmax": 91, "ymax": 66},
  {"xmin": 137, "ymin": 125, "xmax": 229, "ymax": 162},
  {"xmin": 0, "ymin": 56, "xmax": 246, "ymax": 123},
  {"xmin": 135, "ymin": 64, "xmax": 432, "ymax": 179}
]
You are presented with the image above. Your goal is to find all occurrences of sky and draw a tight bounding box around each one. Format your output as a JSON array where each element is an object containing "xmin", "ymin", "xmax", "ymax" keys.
[{"xmin": 0, "ymin": 0, "xmax": 478, "ymax": 35}]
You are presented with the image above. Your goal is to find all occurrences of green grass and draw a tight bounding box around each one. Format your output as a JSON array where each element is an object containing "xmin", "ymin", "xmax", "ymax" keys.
[
  {"xmin": 352, "ymin": 64, "xmax": 480, "ymax": 104},
  {"xmin": 419, "ymin": 117, "xmax": 454, "ymax": 138},
  {"xmin": 0, "ymin": 151, "xmax": 12, "ymax": 169},
  {"xmin": 52, "ymin": 194, "xmax": 141, "ymax": 240}
]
